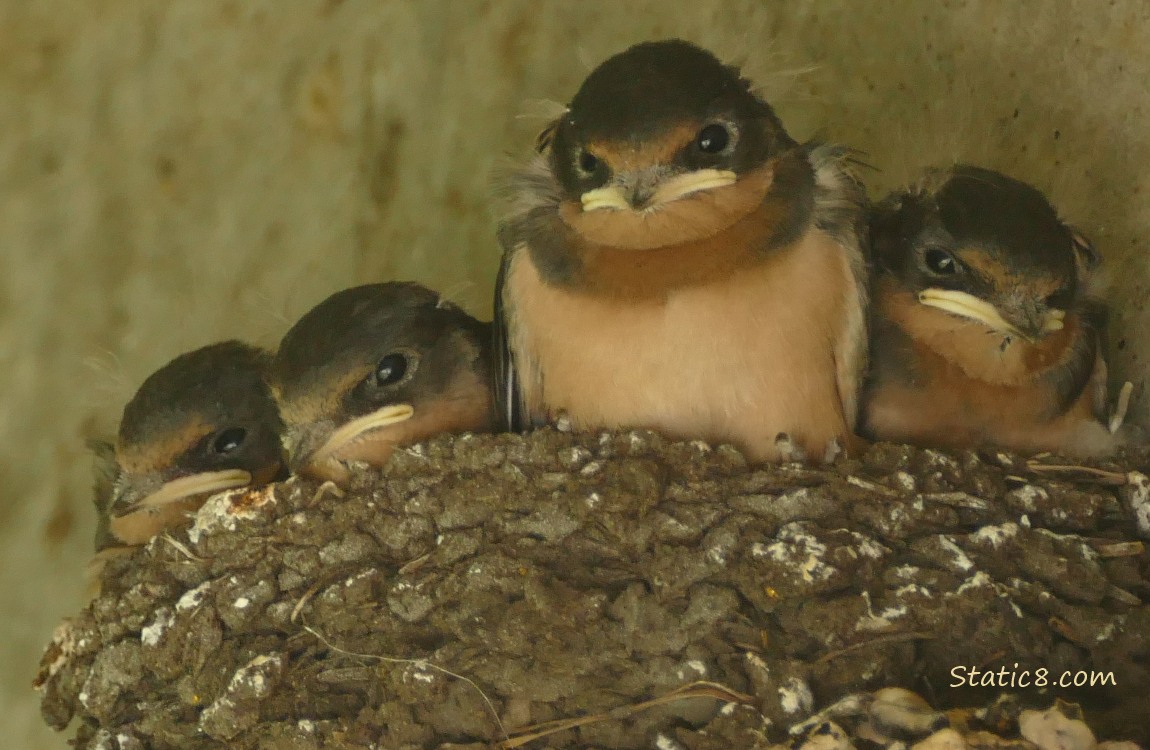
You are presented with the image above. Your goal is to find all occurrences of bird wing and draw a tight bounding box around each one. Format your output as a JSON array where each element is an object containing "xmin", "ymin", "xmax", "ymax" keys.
[
  {"xmin": 492, "ymin": 241, "xmax": 526, "ymax": 432},
  {"xmin": 807, "ymin": 143, "xmax": 871, "ymax": 431},
  {"xmin": 833, "ymin": 242, "xmax": 869, "ymax": 432},
  {"xmin": 1031, "ymin": 299, "xmax": 1110, "ymax": 428}
]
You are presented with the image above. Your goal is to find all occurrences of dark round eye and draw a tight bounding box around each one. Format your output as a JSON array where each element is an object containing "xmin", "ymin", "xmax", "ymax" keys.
[
  {"xmin": 211, "ymin": 427, "xmax": 247, "ymax": 455},
  {"xmin": 696, "ymin": 124, "xmax": 730, "ymax": 154},
  {"xmin": 577, "ymin": 150, "xmax": 599, "ymax": 175},
  {"xmin": 924, "ymin": 247, "xmax": 958, "ymax": 275},
  {"xmin": 374, "ymin": 353, "xmax": 408, "ymax": 387}
]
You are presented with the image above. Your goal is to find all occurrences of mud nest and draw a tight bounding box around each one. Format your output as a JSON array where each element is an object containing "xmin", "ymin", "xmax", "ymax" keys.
[{"xmin": 36, "ymin": 429, "xmax": 1150, "ymax": 748}]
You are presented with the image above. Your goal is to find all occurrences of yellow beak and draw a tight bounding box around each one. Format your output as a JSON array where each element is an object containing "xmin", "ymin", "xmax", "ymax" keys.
[
  {"xmin": 649, "ymin": 169, "xmax": 737, "ymax": 205},
  {"xmin": 580, "ymin": 185, "xmax": 630, "ymax": 211},
  {"xmin": 308, "ymin": 403, "xmax": 415, "ymax": 467},
  {"xmin": 580, "ymin": 169, "xmax": 737, "ymax": 212},
  {"xmin": 117, "ymin": 469, "xmax": 253, "ymax": 515},
  {"xmin": 918, "ymin": 289, "xmax": 1064, "ymax": 339}
]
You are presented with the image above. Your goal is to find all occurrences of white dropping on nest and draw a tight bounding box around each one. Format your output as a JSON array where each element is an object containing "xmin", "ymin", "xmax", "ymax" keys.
[
  {"xmin": 140, "ymin": 607, "xmax": 174, "ymax": 647},
  {"xmin": 187, "ymin": 485, "xmax": 277, "ymax": 545},
  {"xmin": 1122, "ymin": 471, "xmax": 1150, "ymax": 539}
]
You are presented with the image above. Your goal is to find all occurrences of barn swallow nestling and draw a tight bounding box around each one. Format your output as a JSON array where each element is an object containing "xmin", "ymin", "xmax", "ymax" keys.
[
  {"xmin": 89, "ymin": 341, "xmax": 287, "ymax": 577},
  {"xmin": 270, "ymin": 282, "xmax": 495, "ymax": 486},
  {"xmin": 862, "ymin": 165, "xmax": 1132, "ymax": 457},
  {"xmin": 494, "ymin": 39, "xmax": 869, "ymax": 462}
]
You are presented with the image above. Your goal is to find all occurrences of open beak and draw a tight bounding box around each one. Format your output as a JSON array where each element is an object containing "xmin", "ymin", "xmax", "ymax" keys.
[
  {"xmin": 289, "ymin": 403, "xmax": 415, "ymax": 477},
  {"xmin": 581, "ymin": 168, "xmax": 737, "ymax": 212},
  {"xmin": 112, "ymin": 469, "xmax": 253, "ymax": 517},
  {"xmin": 918, "ymin": 289, "xmax": 1065, "ymax": 341}
]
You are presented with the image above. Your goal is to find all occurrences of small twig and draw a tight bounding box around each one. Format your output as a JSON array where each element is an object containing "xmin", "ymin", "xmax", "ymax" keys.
[
  {"xmin": 290, "ymin": 581, "xmax": 323, "ymax": 624},
  {"xmin": 815, "ymin": 631, "xmax": 934, "ymax": 665},
  {"xmin": 309, "ymin": 480, "xmax": 345, "ymax": 507},
  {"xmin": 845, "ymin": 476, "xmax": 900, "ymax": 497},
  {"xmin": 1024, "ymin": 462, "xmax": 1128, "ymax": 486},
  {"xmin": 920, "ymin": 491, "xmax": 989, "ymax": 510},
  {"xmin": 301, "ymin": 622, "xmax": 507, "ymax": 741},
  {"xmin": 1088, "ymin": 540, "xmax": 1145, "ymax": 558},
  {"xmin": 498, "ymin": 681, "xmax": 753, "ymax": 748},
  {"xmin": 398, "ymin": 552, "xmax": 431, "ymax": 576},
  {"xmin": 499, "ymin": 711, "xmax": 609, "ymax": 746},
  {"xmin": 161, "ymin": 533, "xmax": 203, "ymax": 561}
]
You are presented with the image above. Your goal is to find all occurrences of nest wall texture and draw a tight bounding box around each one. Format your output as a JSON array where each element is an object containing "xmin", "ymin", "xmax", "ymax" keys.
[
  {"xmin": 36, "ymin": 431, "xmax": 1150, "ymax": 747},
  {"xmin": 4, "ymin": 3, "xmax": 1150, "ymax": 748}
]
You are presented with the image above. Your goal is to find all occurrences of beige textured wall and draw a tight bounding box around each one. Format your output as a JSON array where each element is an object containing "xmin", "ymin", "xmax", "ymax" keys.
[{"xmin": 3, "ymin": 2, "xmax": 1148, "ymax": 747}]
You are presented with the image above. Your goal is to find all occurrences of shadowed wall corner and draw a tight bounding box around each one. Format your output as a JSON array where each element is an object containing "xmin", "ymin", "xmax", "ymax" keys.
[{"xmin": 2, "ymin": 3, "xmax": 1149, "ymax": 748}]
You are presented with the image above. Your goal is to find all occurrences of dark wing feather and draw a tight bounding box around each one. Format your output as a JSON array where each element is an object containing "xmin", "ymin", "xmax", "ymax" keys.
[
  {"xmin": 1044, "ymin": 301, "xmax": 1108, "ymax": 422},
  {"xmin": 492, "ymin": 242, "xmax": 525, "ymax": 432},
  {"xmin": 534, "ymin": 118, "xmax": 560, "ymax": 154},
  {"xmin": 493, "ymin": 148, "xmax": 563, "ymax": 433}
]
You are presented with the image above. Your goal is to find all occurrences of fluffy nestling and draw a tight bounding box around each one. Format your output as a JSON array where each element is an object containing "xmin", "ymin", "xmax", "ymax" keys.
[
  {"xmin": 861, "ymin": 165, "xmax": 1133, "ymax": 457},
  {"xmin": 495, "ymin": 39, "xmax": 869, "ymax": 462},
  {"xmin": 89, "ymin": 341, "xmax": 286, "ymax": 587},
  {"xmin": 270, "ymin": 282, "xmax": 495, "ymax": 486}
]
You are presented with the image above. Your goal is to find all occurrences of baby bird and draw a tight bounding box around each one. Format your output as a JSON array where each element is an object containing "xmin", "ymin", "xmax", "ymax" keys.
[
  {"xmin": 270, "ymin": 282, "xmax": 494, "ymax": 486},
  {"xmin": 90, "ymin": 341, "xmax": 286, "ymax": 580},
  {"xmin": 494, "ymin": 39, "xmax": 869, "ymax": 462},
  {"xmin": 862, "ymin": 165, "xmax": 1131, "ymax": 457}
]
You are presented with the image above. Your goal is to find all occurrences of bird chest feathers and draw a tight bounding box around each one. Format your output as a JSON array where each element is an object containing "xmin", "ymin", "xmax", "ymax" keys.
[
  {"xmin": 505, "ymin": 224, "xmax": 860, "ymax": 461},
  {"xmin": 865, "ymin": 287, "xmax": 1116, "ymax": 457}
]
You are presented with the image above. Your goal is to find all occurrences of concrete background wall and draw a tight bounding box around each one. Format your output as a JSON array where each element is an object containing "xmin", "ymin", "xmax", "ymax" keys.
[{"xmin": 2, "ymin": 2, "xmax": 1148, "ymax": 747}]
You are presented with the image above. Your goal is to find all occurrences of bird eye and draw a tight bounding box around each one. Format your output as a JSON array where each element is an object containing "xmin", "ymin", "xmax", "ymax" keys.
[
  {"xmin": 373, "ymin": 353, "xmax": 408, "ymax": 387},
  {"xmin": 211, "ymin": 427, "xmax": 247, "ymax": 455},
  {"xmin": 577, "ymin": 150, "xmax": 599, "ymax": 176},
  {"xmin": 924, "ymin": 247, "xmax": 958, "ymax": 275},
  {"xmin": 696, "ymin": 123, "xmax": 731, "ymax": 154}
]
